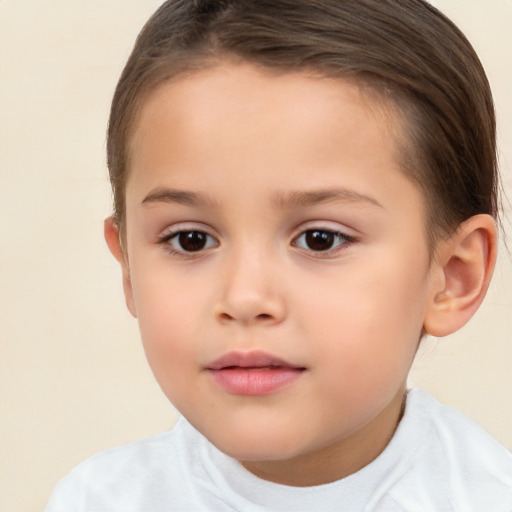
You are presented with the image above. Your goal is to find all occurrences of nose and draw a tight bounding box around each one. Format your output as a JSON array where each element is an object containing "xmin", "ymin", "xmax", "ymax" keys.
[{"xmin": 214, "ymin": 246, "xmax": 286, "ymax": 326}]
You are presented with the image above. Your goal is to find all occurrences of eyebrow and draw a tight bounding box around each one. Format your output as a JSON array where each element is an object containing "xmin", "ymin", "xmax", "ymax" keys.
[
  {"xmin": 271, "ymin": 188, "xmax": 384, "ymax": 209},
  {"xmin": 141, "ymin": 186, "xmax": 383, "ymax": 210},
  {"xmin": 141, "ymin": 187, "xmax": 219, "ymax": 208}
]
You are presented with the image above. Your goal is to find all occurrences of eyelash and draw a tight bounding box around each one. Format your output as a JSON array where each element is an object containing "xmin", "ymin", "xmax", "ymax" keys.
[
  {"xmin": 158, "ymin": 227, "xmax": 356, "ymax": 258},
  {"xmin": 158, "ymin": 230, "xmax": 219, "ymax": 257},
  {"xmin": 292, "ymin": 229, "xmax": 355, "ymax": 256}
]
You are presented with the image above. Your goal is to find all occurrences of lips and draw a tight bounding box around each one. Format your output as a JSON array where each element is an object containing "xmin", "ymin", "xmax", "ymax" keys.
[{"xmin": 206, "ymin": 350, "xmax": 305, "ymax": 396}]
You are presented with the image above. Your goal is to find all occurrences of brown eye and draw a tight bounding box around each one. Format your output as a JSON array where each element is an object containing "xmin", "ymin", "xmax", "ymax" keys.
[
  {"xmin": 178, "ymin": 231, "xmax": 207, "ymax": 251},
  {"xmin": 295, "ymin": 229, "xmax": 350, "ymax": 252},
  {"xmin": 305, "ymin": 230, "xmax": 334, "ymax": 251},
  {"xmin": 168, "ymin": 231, "xmax": 217, "ymax": 253}
]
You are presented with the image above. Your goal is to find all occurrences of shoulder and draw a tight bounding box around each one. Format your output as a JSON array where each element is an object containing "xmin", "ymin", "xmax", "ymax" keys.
[
  {"xmin": 399, "ymin": 389, "xmax": 512, "ymax": 510},
  {"xmin": 407, "ymin": 388, "xmax": 511, "ymax": 461},
  {"xmin": 60, "ymin": 424, "xmax": 180, "ymax": 480},
  {"xmin": 45, "ymin": 419, "xmax": 197, "ymax": 511}
]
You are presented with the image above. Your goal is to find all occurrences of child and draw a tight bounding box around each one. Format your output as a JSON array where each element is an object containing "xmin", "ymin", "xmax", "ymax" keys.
[{"xmin": 47, "ymin": 0, "xmax": 512, "ymax": 510}]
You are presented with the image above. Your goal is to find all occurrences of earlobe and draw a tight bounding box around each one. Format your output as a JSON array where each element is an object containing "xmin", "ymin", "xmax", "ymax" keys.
[
  {"xmin": 104, "ymin": 217, "xmax": 137, "ymax": 318},
  {"xmin": 423, "ymin": 214, "xmax": 497, "ymax": 337}
]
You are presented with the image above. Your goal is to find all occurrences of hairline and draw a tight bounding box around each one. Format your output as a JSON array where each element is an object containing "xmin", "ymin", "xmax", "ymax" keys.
[{"xmin": 116, "ymin": 55, "xmax": 442, "ymax": 254}]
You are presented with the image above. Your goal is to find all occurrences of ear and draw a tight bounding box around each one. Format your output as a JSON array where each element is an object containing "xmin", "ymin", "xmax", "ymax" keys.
[
  {"xmin": 423, "ymin": 214, "xmax": 497, "ymax": 337},
  {"xmin": 104, "ymin": 217, "xmax": 137, "ymax": 317}
]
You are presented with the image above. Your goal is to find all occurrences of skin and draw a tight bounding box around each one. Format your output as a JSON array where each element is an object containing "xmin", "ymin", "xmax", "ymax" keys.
[{"xmin": 105, "ymin": 63, "xmax": 496, "ymax": 486}]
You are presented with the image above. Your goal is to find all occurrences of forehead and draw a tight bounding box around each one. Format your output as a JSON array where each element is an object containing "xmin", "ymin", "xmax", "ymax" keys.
[
  {"xmin": 126, "ymin": 63, "xmax": 424, "ymax": 221},
  {"xmin": 129, "ymin": 64, "xmax": 406, "ymax": 175}
]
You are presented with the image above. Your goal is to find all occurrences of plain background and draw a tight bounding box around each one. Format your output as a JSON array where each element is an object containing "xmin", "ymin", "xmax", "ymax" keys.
[{"xmin": 0, "ymin": 1, "xmax": 511, "ymax": 511}]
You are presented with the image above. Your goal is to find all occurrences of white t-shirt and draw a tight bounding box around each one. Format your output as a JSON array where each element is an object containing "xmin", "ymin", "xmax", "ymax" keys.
[{"xmin": 46, "ymin": 389, "xmax": 512, "ymax": 511}]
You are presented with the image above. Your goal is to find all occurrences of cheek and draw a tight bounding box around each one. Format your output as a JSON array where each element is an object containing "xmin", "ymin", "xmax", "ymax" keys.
[
  {"xmin": 299, "ymin": 254, "xmax": 428, "ymax": 388},
  {"xmin": 130, "ymin": 271, "xmax": 204, "ymax": 382}
]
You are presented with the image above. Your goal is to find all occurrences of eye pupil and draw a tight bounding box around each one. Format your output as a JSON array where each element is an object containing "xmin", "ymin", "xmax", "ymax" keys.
[
  {"xmin": 179, "ymin": 231, "xmax": 207, "ymax": 252},
  {"xmin": 305, "ymin": 230, "xmax": 335, "ymax": 251}
]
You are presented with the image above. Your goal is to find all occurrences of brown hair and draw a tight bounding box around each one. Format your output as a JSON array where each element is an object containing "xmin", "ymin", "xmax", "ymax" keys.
[{"xmin": 107, "ymin": 0, "xmax": 498, "ymax": 245}]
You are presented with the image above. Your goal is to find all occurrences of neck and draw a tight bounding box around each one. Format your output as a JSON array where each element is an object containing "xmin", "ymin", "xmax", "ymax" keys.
[{"xmin": 241, "ymin": 387, "xmax": 407, "ymax": 487}]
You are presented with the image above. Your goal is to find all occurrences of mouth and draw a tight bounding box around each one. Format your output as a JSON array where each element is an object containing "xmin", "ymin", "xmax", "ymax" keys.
[{"xmin": 205, "ymin": 350, "xmax": 306, "ymax": 396}]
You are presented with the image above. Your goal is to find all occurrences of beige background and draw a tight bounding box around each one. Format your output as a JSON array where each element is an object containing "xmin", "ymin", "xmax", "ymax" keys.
[{"xmin": 0, "ymin": 1, "xmax": 511, "ymax": 511}]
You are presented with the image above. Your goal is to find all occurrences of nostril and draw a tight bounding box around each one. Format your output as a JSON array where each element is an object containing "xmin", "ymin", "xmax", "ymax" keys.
[
  {"xmin": 256, "ymin": 313, "xmax": 273, "ymax": 321},
  {"xmin": 217, "ymin": 311, "xmax": 276, "ymax": 324}
]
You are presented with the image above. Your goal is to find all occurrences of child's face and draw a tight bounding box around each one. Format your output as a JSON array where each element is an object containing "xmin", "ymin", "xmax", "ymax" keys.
[{"xmin": 119, "ymin": 63, "xmax": 440, "ymax": 484}]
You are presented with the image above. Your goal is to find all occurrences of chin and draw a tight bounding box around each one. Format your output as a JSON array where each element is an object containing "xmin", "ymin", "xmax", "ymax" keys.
[{"xmin": 205, "ymin": 423, "xmax": 313, "ymax": 462}]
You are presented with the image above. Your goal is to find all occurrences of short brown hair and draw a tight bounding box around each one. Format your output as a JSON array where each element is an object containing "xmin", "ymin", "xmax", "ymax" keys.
[{"xmin": 107, "ymin": 0, "xmax": 498, "ymax": 245}]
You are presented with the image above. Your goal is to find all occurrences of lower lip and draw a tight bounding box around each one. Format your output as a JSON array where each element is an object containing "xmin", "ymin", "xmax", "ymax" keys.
[{"xmin": 207, "ymin": 367, "xmax": 304, "ymax": 395}]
